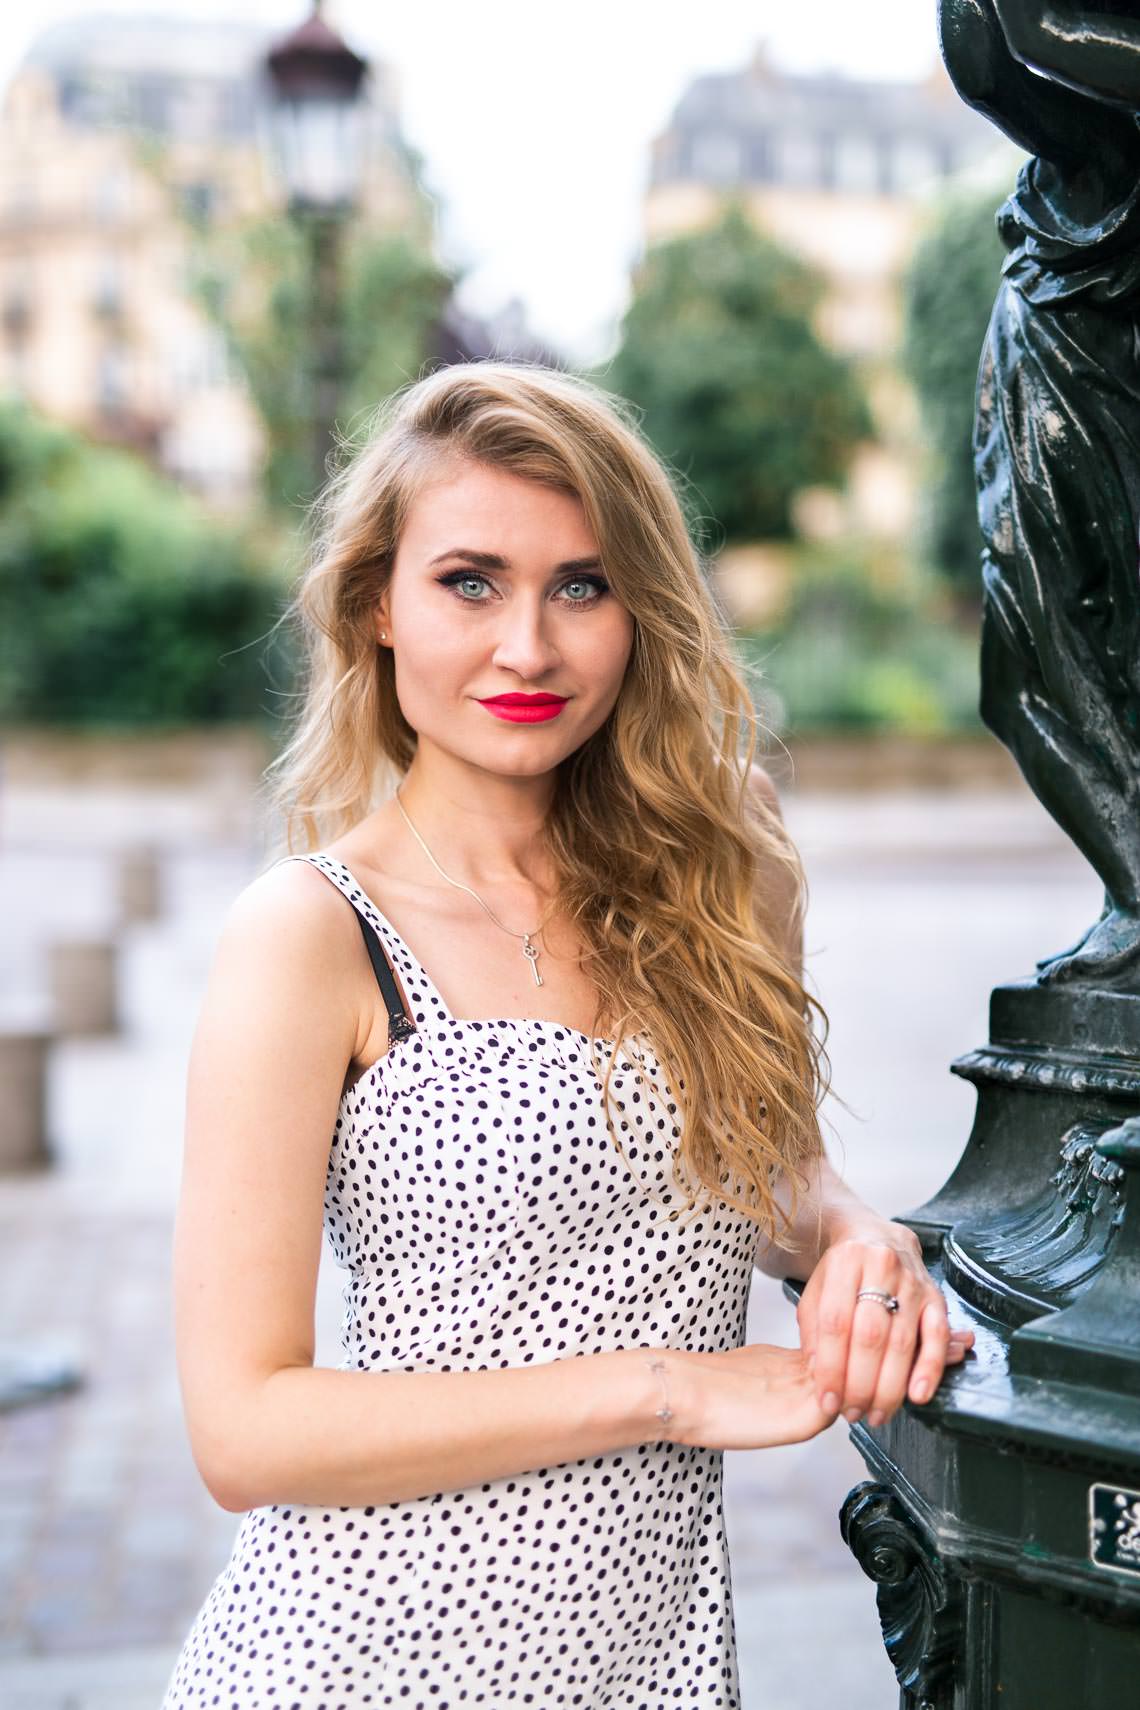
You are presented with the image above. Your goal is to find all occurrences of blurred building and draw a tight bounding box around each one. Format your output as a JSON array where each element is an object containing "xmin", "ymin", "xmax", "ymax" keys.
[
  {"xmin": 0, "ymin": 12, "xmax": 436, "ymax": 507},
  {"xmin": 648, "ymin": 44, "xmax": 1001, "ymax": 357},
  {"xmin": 645, "ymin": 44, "xmax": 1010, "ymax": 549}
]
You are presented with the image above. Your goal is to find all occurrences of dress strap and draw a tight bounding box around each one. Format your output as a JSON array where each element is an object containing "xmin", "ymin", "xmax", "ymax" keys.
[
  {"xmin": 273, "ymin": 854, "xmax": 417, "ymax": 1047},
  {"xmin": 350, "ymin": 908, "xmax": 417, "ymax": 1044}
]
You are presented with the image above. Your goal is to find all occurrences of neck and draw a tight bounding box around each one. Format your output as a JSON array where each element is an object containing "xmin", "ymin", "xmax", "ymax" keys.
[{"xmin": 394, "ymin": 751, "xmax": 557, "ymax": 892}]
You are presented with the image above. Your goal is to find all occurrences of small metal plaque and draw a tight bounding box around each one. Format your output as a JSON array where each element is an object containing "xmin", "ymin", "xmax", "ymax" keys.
[{"xmin": 1089, "ymin": 1483, "xmax": 1140, "ymax": 1577}]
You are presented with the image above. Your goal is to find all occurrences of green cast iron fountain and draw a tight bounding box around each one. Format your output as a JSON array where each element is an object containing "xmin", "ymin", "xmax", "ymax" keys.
[{"xmin": 799, "ymin": 5, "xmax": 1140, "ymax": 1703}]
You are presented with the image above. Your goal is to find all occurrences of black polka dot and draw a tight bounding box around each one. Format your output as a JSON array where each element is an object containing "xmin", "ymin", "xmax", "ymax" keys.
[{"xmin": 161, "ymin": 853, "xmax": 758, "ymax": 1708}]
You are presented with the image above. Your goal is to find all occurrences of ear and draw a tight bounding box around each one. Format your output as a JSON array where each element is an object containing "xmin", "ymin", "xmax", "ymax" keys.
[{"xmin": 372, "ymin": 605, "xmax": 391, "ymax": 647}]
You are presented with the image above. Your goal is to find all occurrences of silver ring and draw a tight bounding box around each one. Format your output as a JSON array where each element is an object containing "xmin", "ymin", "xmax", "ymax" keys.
[{"xmin": 856, "ymin": 1288, "xmax": 900, "ymax": 1313}]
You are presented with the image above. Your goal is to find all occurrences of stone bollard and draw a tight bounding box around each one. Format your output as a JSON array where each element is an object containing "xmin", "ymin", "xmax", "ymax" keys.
[
  {"xmin": 47, "ymin": 937, "xmax": 120, "ymax": 1036},
  {"xmin": 116, "ymin": 842, "xmax": 163, "ymax": 924},
  {"xmin": 0, "ymin": 1029, "xmax": 52, "ymax": 1171}
]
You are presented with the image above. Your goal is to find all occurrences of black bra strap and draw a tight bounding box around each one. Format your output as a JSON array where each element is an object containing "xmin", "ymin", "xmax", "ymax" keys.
[{"xmin": 351, "ymin": 908, "xmax": 417, "ymax": 1044}]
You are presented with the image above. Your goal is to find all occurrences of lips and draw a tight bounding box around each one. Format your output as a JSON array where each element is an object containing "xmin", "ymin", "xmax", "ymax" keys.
[
  {"xmin": 478, "ymin": 694, "xmax": 567, "ymax": 706},
  {"xmin": 477, "ymin": 693, "xmax": 568, "ymax": 724}
]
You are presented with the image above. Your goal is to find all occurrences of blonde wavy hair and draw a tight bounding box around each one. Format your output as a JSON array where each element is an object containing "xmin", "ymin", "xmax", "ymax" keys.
[{"xmin": 260, "ymin": 359, "xmax": 834, "ymax": 1251}]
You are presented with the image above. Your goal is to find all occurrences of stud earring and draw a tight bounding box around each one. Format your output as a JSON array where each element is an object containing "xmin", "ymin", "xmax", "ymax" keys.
[{"xmin": 379, "ymin": 630, "xmax": 387, "ymax": 640}]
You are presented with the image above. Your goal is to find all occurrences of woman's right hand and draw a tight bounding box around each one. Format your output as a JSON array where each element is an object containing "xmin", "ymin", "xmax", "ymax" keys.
[{"xmin": 659, "ymin": 1343, "xmax": 840, "ymax": 1451}]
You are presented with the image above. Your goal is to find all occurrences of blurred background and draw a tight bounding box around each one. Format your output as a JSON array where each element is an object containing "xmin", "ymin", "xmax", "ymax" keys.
[{"xmin": 0, "ymin": 3, "xmax": 1103, "ymax": 1706}]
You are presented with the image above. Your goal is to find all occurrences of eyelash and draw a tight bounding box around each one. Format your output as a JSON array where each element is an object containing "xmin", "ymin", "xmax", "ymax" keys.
[{"xmin": 433, "ymin": 569, "xmax": 610, "ymax": 608}]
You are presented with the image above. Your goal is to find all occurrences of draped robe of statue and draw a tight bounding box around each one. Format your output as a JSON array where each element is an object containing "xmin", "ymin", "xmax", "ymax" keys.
[{"xmin": 940, "ymin": 0, "xmax": 1140, "ymax": 991}]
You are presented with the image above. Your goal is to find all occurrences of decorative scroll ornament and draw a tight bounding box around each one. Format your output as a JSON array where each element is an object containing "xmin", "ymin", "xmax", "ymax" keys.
[{"xmin": 840, "ymin": 1481, "xmax": 964, "ymax": 1709}]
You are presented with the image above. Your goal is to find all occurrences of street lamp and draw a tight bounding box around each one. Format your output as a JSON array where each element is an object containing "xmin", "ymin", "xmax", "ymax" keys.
[{"xmin": 262, "ymin": 2, "xmax": 369, "ymax": 492}]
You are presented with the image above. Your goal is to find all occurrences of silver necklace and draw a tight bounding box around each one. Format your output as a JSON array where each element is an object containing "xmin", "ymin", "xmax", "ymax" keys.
[{"xmin": 395, "ymin": 789, "xmax": 555, "ymax": 987}]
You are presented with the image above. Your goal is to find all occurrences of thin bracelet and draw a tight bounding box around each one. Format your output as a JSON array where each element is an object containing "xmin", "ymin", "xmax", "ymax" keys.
[{"xmin": 646, "ymin": 1357, "xmax": 673, "ymax": 1425}]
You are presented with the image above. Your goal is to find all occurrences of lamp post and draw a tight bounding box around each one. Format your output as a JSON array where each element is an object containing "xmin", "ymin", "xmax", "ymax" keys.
[{"xmin": 262, "ymin": 1, "xmax": 368, "ymax": 494}]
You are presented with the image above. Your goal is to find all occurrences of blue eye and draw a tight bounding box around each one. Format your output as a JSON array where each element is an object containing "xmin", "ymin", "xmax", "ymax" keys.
[
  {"xmin": 560, "ymin": 578, "xmax": 609, "ymax": 603},
  {"xmin": 433, "ymin": 570, "xmax": 610, "ymax": 607},
  {"xmin": 439, "ymin": 572, "xmax": 490, "ymax": 600}
]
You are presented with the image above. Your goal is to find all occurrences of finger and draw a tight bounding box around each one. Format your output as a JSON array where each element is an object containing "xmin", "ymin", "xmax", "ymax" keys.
[
  {"xmin": 907, "ymin": 1295, "xmax": 953, "ymax": 1403},
  {"xmin": 836, "ymin": 1251, "xmax": 909, "ymax": 1418},
  {"xmin": 868, "ymin": 1299, "xmax": 971, "ymax": 1424},
  {"xmin": 796, "ymin": 1280, "xmax": 822, "ymax": 1367},
  {"xmin": 865, "ymin": 1295, "xmax": 926, "ymax": 1426},
  {"xmin": 842, "ymin": 1276, "xmax": 919, "ymax": 1420},
  {"xmin": 810, "ymin": 1246, "xmax": 864, "ymax": 1413}
]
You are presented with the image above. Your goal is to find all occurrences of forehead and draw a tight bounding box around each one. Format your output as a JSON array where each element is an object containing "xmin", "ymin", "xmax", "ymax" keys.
[{"xmin": 399, "ymin": 461, "xmax": 597, "ymax": 558}]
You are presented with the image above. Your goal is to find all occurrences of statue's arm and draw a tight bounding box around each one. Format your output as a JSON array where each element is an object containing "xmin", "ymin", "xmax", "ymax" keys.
[
  {"xmin": 994, "ymin": 1, "xmax": 1140, "ymax": 108},
  {"xmin": 939, "ymin": 0, "xmax": 1136, "ymax": 160}
]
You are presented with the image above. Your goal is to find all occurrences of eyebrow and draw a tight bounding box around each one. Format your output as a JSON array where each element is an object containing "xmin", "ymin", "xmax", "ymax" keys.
[{"xmin": 427, "ymin": 548, "xmax": 604, "ymax": 574}]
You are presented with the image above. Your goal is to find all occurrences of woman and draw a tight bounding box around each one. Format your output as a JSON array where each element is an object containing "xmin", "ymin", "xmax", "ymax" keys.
[{"xmin": 161, "ymin": 361, "xmax": 973, "ymax": 1708}]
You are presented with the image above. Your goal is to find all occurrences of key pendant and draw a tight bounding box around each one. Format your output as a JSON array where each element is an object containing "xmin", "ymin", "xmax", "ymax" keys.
[{"xmin": 522, "ymin": 936, "xmax": 543, "ymax": 987}]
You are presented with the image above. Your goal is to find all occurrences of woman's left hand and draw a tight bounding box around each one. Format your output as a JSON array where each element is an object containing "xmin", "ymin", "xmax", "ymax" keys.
[{"xmin": 797, "ymin": 1222, "xmax": 976, "ymax": 1427}]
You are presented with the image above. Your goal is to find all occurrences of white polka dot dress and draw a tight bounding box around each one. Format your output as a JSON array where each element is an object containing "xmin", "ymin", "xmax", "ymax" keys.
[{"xmin": 161, "ymin": 853, "xmax": 762, "ymax": 1709}]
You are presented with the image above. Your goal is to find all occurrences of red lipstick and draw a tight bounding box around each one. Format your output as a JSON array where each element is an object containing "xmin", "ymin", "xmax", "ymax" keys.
[{"xmin": 477, "ymin": 693, "xmax": 568, "ymax": 724}]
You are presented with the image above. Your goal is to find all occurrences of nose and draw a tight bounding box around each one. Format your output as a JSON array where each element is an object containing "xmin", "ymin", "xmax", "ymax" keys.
[{"xmin": 489, "ymin": 594, "xmax": 563, "ymax": 681}]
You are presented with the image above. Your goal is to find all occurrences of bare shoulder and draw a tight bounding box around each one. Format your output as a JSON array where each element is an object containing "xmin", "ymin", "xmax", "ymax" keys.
[
  {"xmin": 222, "ymin": 854, "xmax": 357, "ymax": 951},
  {"xmin": 185, "ymin": 860, "xmax": 358, "ymax": 1108},
  {"xmin": 743, "ymin": 760, "xmax": 785, "ymax": 822},
  {"xmin": 199, "ymin": 856, "xmax": 363, "ymax": 1053}
]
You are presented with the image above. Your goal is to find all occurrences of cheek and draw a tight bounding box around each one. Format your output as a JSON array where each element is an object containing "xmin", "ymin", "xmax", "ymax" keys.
[
  {"xmin": 585, "ymin": 610, "xmax": 635, "ymax": 687},
  {"xmin": 388, "ymin": 622, "xmax": 476, "ymax": 724},
  {"xmin": 392, "ymin": 614, "xmax": 475, "ymax": 676}
]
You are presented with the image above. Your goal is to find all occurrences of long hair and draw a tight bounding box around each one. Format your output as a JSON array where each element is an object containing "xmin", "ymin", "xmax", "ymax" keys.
[{"xmin": 260, "ymin": 359, "xmax": 833, "ymax": 1249}]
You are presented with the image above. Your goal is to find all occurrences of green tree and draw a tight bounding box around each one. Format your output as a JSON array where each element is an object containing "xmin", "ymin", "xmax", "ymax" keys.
[
  {"xmin": 596, "ymin": 199, "xmax": 872, "ymax": 544},
  {"xmin": 0, "ymin": 402, "xmax": 287, "ymax": 729},
  {"xmin": 188, "ymin": 212, "xmax": 457, "ymax": 511},
  {"xmin": 737, "ymin": 543, "xmax": 982, "ymax": 736},
  {"xmin": 903, "ymin": 184, "xmax": 1010, "ymax": 598}
]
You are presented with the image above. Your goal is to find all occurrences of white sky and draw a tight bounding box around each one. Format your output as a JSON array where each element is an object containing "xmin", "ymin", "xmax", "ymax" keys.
[{"xmin": 0, "ymin": 2, "xmax": 945, "ymax": 361}]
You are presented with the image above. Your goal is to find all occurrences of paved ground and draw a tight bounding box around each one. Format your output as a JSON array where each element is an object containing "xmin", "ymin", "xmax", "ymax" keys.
[{"xmin": 0, "ymin": 776, "xmax": 1100, "ymax": 1708}]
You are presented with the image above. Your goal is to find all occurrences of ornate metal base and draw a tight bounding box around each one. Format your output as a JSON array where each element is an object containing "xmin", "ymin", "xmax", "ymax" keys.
[{"xmin": 794, "ymin": 980, "xmax": 1140, "ymax": 1708}]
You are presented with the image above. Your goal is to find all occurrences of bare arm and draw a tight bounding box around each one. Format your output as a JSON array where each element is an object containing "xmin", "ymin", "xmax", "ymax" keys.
[
  {"xmin": 995, "ymin": 0, "xmax": 1140, "ymax": 106},
  {"xmin": 172, "ymin": 861, "xmax": 667, "ymax": 1514},
  {"xmin": 742, "ymin": 765, "xmax": 920, "ymax": 1280},
  {"xmin": 740, "ymin": 765, "xmax": 975, "ymax": 1420}
]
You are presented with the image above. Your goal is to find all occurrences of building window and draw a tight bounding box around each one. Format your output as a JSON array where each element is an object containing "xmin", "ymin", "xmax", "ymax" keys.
[
  {"xmin": 833, "ymin": 133, "xmax": 881, "ymax": 195},
  {"xmin": 3, "ymin": 256, "xmax": 34, "ymax": 338},
  {"xmin": 180, "ymin": 181, "xmax": 215, "ymax": 224},
  {"xmin": 889, "ymin": 137, "xmax": 938, "ymax": 193},
  {"xmin": 92, "ymin": 252, "xmax": 124, "ymax": 319},
  {"xmin": 134, "ymin": 74, "xmax": 169, "ymax": 135},
  {"xmin": 95, "ymin": 167, "xmax": 131, "ymax": 222},
  {"xmin": 775, "ymin": 131, "xmax": 822, "ymax": 188},
  {"xmin": 98, "ymin": 342, "xmax": 130, "ymax": 415},
  {"xmin": 690, "ymin": 131, "xmax": 744, "ymax": 185},
  {"xmin": 748, "ymin": 132, "xmax": 773, "ymax": 182}
]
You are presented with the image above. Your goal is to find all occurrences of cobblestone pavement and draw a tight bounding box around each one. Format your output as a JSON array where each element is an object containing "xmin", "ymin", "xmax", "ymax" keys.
[{"xmin": 0, "ymin": 783, "xmax": 1100, "ymax": 1709}]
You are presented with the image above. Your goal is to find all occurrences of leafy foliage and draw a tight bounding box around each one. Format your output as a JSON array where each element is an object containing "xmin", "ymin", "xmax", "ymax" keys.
[
  {"xmin": 737, "ymin": 543, "xmax": 982, "ymax": 734},
  {"xmin": 0, "ymin": 403, "xmax": 288, "ymax": 728},
  {"xmin": 187, "ymin": 211, "xmax": 456, "ymax": 510},
  {"xmin": 596, "ymin": 200, "xmax": 873, "ymax": 544}
]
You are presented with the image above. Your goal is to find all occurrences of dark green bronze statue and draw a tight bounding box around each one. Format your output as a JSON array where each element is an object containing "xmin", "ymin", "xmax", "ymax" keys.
[
  {"xmin": 813, "ymin": 10, "xmax": 1140, "ymax": 1704},
  {"xmin": 942, "ymin": 0, "xmax": 1140, "ymax": 991}
]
